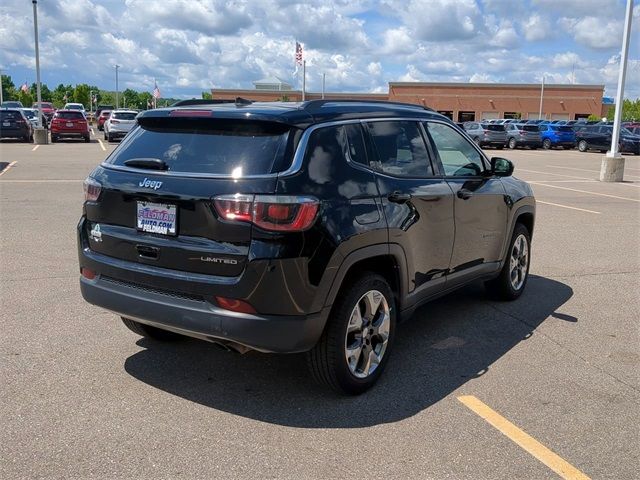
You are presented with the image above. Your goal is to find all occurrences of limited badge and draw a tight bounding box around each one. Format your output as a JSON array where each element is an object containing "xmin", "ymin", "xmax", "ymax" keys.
[{"xmin": 89, "ymin": 223, "xmax": 102, "ymax": 243}]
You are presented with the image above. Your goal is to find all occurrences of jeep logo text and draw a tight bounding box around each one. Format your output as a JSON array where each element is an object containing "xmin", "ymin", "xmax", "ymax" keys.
[{"xmin": 139, "ymin": 178, "xmax": 163, "ymax": 190}]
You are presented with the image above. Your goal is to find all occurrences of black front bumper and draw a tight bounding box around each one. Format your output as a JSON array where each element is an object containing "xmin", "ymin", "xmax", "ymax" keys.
[{"xmin": 80, "ymin": 275, "xmax": 328, "ymax": 353}]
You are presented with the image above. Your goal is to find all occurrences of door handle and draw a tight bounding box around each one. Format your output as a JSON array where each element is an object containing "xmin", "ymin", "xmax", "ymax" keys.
[
  {"xmin": 457, "ymin": 189, "xmax": 473, "ymax": 200},
  {"xmin": 388, "ymin": 191, "xmax": 412, "ymax": 204}
]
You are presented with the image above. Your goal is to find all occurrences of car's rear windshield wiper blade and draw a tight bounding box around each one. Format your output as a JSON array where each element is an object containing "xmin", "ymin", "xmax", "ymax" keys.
[{"xmin": 123, "ymin": 158, "xmax": 168, "ymax": 170}]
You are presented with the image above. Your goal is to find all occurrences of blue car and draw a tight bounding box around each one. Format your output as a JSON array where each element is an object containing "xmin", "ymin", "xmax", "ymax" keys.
[{"xmin": 538, "ymin": 124, "xmax": 576, "ymax": 150}]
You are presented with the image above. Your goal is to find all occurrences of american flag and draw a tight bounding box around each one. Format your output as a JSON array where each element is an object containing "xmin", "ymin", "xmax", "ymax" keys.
[
  {"xmin": 295, "ymin": 42, "xmax": 303, "ymax": 65},
  {"xmin": 21, "ymin": 82, "xmax": 29, "ymax": 93},
  {"xmin": 152, "ymin": 81, "xmax": 161, "ymax": 99}
]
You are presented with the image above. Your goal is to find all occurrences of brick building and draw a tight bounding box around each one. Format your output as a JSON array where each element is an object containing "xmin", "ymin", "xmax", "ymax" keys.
[{"xmin": 211, "ymin": 81, "xmax": 607, "ymax": 121}]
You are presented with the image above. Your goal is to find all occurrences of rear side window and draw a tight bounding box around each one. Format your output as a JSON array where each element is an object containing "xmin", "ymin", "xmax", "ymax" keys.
[
  {"xmin": 55, "ymin": 112, "xmax": 85, "ymax": 119},
  {"xmin": 366, "ymin": 121, "xmax": 433, "ymax": 177},
  {"xmin": 112, "ymin": 112, "xmax": 137, "ymax": 120},
  {"xmin": 107, "ymin": 119, "xmax": 291, "ymax": 175}
]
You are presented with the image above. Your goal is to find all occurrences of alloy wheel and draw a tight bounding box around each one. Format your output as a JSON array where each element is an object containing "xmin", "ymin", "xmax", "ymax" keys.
[
  {"xmin": 509, "ymin": 234, "xmax": 529, "ymax": 291},
  {"xmin": 344, "ymin": 290, "xmax": 390, "ymax": 379}
]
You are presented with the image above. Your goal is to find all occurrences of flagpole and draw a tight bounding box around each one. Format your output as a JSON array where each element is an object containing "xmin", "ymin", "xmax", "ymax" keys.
[
  {"xmin": 322, "ymin": 73, "xmax": 325, "ymax": 99},
  {"xmin": 302, "ymin": 60, "xmax": 306, "ymax": 102}
]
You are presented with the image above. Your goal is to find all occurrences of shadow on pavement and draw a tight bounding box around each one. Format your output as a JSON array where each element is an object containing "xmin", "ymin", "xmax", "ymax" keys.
[{"xmin": 124, "ymin": 275, "xmax": 573, "ymax": 428}]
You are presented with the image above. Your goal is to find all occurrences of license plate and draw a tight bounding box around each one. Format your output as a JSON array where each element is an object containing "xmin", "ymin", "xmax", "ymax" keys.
[
  {"xmin": 66, "ymin": 122, "xmax": 73, "ymax": 127},
  {"xmin": 136, "ymin": 202, "xmax": 177, "ymax": 235},
  {"xmin": 2, "ymin": 122, "xmax": 9, "ymax": 127}
]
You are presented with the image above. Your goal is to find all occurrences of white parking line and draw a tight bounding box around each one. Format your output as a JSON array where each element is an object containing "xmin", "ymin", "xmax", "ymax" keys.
[
  {"xmin": 548, "ymin": 165, "xmax": 640, "ymax": 179},
  {"xmin": 97, "ymin": 138, "xmax": 106, "ymax": 151},
  {"xmin": 0, "ymin": 179, "xmax": 82, "ymax": 183},
  {"xmin": 530, "ymin": 182, "xmax": 640, "ymax": 202},
  {"xmin": 0, "ymin": 161, "xmax": 17, "ymax": 177},
  {"xmin": 517, "ymin": 168, "xmax": 594, "ymax": 180},
  {"xmin": 31, "ymin": 144, "xmax": 40, "ymax": 151},
  {"xmin": 536, "ymin": 200, "xmax": 601, "ymax": 214}
]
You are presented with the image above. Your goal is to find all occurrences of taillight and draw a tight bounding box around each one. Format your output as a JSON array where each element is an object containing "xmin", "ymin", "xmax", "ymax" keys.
[
  {"xmin": 81, "ymin": 267, "xmax": 96, "ymax": 280},
  {"xmin": 111, "ymin": 119, "xmax": 120, "ymax": 124},
  {"xmin": 83, "ymin": 177, "xmax": 102, "ymax": 202},
  {"xmin": 215, "ymin": 296, "xmax": 256, "ymax": 314},
  {"xmin": 213, "ymin": 194, "xmax": 319, "ymax": 232}
]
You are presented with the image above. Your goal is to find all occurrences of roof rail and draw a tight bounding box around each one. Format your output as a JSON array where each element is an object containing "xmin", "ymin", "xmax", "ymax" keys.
[
  {"xmin": 301, "ymin": 99, "xmax": 434, "ymax": 113},
  {"xmin": 171, "ymin": 99, "xmax": 236, "ymax": 107}
]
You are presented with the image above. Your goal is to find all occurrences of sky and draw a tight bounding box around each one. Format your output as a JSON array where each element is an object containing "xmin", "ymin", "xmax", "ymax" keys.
[{"xmin": 1, "ymin": 0, "xmax": 639, "ymax": 99}]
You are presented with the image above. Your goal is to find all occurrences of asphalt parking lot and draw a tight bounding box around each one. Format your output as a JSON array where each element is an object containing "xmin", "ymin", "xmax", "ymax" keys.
[{"xmin": 1, "ymin": 131, "xmax": 638, "ymax": 479}]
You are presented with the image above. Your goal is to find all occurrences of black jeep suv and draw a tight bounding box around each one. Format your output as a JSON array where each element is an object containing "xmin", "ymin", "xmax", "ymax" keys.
[{"xmin": 78, "ymin": 100, "xmax": 535, "ymax": 394}]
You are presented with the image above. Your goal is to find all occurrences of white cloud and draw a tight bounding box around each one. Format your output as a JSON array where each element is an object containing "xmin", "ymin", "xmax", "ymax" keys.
[
  {"xmin": 522, "ymin": 14, "xmax": 552, "ymax": 42},
  {"xmin": 560, "ymin": 17, "xmax": 623, "ymax": 49}
]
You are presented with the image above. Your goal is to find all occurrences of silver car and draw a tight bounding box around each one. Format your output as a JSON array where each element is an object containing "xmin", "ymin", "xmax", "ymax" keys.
[
  {"xmin": 104, "ymin": 109, "xmax": 138, "ymax": 142},
  {"xmin": 21, "ymin": 108, "xmax": 40, "ymax": 128}
]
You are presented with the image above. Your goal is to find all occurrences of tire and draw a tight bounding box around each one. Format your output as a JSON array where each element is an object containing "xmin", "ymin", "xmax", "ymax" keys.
[
  {"xmin": 496, "ymin": 145, "xmax": 504, "ymax": 150},
  {"xmin": 485, "ymin": 223, "xmax": 531, "ymax": 301},
  {"xmin": 84, "ymin": 135, "xmax": 90, "ymax": 143},
  {"xmin": 121, "ymin": 317, "xmax": 183, "ymax": 341},
  {"xmin": 23, "ymin": 134, "xmax": 31, "ymax": 143},
  {"xmin": 107, "ymin": 133, "xmax": 112, "ymax": 142},
  {"xmin": 578, "ymin": 140, "xmax": 588, "ymax": 152},
  {"xmin": 542, "ymin": 139, "xmax": 552, "ymax": 150},
  {"xmin": 508, "ymin": 137, "xmax": 517, "ymax": 149},
  {"xmin": 50, "ymin": 135, "xmax": 57, "ymax": 143},
  {"xmin": 307, "ymin": 273, "xmax": 396, "ymax": 395},
  {"xmin": 104, "ymin": 130, "xmax": 108, "ymax": 140}
]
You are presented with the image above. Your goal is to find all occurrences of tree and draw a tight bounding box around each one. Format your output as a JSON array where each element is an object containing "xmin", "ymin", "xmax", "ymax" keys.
[
  {"xmin": 2, "ymin": 74, "xmax": 18, "ymax": 101},
  {"xmin": 52, "ymin": 83, "xmax": 73, "ymax": 108},
  {"xmin": 202, "ymin": 91, "xmax": 212, "ymax": 100},
  {"xmin": 73, "ymin": 84, "xmax": 90, "ymax": 108},
  {"xmin": 122, "ymin": 88, "xmax": 140, "ymax": 108},
  {"xmin": 29, "ymin": 82, "xmax": 52, "ymax": 102},
  {"xmin": 98, "ymin": 91, "xmax": 114, "ymax": 106},
  {"xmin": 17, "ymin": 89, "xmax": 34, "ymax": 107},
  {"xmin": 139, "ymin": 91, "xmax": 153, "ymax": 109}
]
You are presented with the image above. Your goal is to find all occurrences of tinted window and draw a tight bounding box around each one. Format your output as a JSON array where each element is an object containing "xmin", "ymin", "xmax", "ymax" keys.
[
  {"xmin": 486, "ymin": 124, "xmax": 505, "ymax": 131},
  {"xmin": 523, "ymin": 125, "xmax": 539, "ymax": 132},
  {"xmin": 0, "ymin": 111, "xmax": 22, "ymax": 120},
  {"xmin": 112, "ymin": 112, "xmax": 137, "ymax": 120},
  {"xmin": 22, "ymin": 110, "xmax": 35, "ymax": 118},
  {"xmin": 55, "ymin": 112, "xmax": 85, "ymax": 119},
  {"xmin": 343, "ymin": 124, "xmax": 368, "ymax": 165},
  {"xmin": 366, "ymin": 121, "xmax": 433, "ymax": 177},
  {"xmin": 425, "ymin": 122, "xmax": 485, "ymax": 177},
  {"xmin": 107, "ymin": 120, "xmax": 290, "ymax": 175}
]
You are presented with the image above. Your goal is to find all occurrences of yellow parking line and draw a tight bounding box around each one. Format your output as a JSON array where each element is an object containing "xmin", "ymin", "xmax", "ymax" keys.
[
  {"xmin": 458, "ymin": 396, "xmax": 590, "ymax": 480},
  {"xmin": 31, "ymin": 144, "xmax": 40, "ymax": 152},
  {"xmin": 530, "ymin": 182, "xmax": 640, "ymax": 202},
  {"xmin": 97, "ymin": 138, "xmax": 106, "ymax": 151},
  {"xmin": 0, "ymin": 161, "xmax": 17, "ymax": 177},
  {"xmin": 537, "ymin": 200, "xmax": 600, "ymax": 214}
]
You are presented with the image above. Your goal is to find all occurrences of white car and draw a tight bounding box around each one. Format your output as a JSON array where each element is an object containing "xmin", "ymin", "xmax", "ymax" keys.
[
  {"xmin": 64, "ymin": 103, "xmax": 86, "ymax": 114},
  {"xmin": 103, "ymin": 109, "xmax": 138, "ymax": 142},
  {"xmin": 21, "ymin": 108, "xmax": 40, "ymax": 127}
]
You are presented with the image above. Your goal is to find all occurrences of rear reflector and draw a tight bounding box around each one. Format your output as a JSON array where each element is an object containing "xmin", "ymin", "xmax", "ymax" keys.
[
  {"xmin": 213, "ymin": 194, "xmax": 319, "ymax": 232},
  {"xmin": 83, "ymin": 177, "xmax": 102, "ymax": 202},
  {"xmin": 215, "ymin": 296, "xmax": 256, "ymax": 314},
  {"xmin": 81, "ymin": 268, "xmax": 96, "ymax": 280}
]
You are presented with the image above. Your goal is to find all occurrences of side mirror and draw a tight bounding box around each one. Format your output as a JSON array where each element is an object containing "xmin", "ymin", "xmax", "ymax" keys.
[{"xmin": 490, "ymin": 157, "xmax": 514, "ymax": 177}]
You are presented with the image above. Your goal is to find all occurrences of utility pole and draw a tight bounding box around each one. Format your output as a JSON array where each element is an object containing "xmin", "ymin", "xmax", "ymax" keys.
[
  {"xmin": 538, "ymin": 75, "xmax": 545, "ymax": 120},
  {"xmin": 32, "ymin": 0, "xmax": 43, "ymax": 129},
  {"xmin": 115, "ymin": 64, "xmax": 120, "ymax": 108},
  {"xmin": 600, "ymin": 0, "xmax": 634, "ymax": 182}
]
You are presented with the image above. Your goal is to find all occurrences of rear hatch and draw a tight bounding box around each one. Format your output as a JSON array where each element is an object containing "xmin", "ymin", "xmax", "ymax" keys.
[
  {"xmin": 553, "ymin": 125, "xmax": 575, "ymax": 140},
  {"xmin": 109, "ymin": 111, "xmax": 137, "ymax": 131},
  {"xmin": 83, "ymin": 113, "xmax": 296, "ymax": 277},
  {"xmin": 482, "ymin": 123, "xmax": 506, "ymax": 141},
  {"xmin": 53, "ymin": 111, "xmax": 86, "ymax": 132},
  {"xmin": 0, "ymin": 110, "xmax": 27, "ymax": 133},
  {"xmin": 520, "ymin": 125, "xmax": 541, "ymax": 140}
]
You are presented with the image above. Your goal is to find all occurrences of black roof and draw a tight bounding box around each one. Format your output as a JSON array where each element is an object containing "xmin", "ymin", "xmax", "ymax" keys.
[{"xmin": 137, "ymin": 99, "xmax": 448, "ymax": 129}]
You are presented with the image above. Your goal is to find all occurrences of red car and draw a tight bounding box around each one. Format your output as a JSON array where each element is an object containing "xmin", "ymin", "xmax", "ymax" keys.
[
  {"xmin": 32, "ymin": 102, "xmax": 56, "ymax": 123},
  {"xmin": 50, "ymin": 110, "xmax": 90, "ymax": 142},
  {"xmin": 97, "ymin": 110, "xmax": 111, "ymax": 131}
]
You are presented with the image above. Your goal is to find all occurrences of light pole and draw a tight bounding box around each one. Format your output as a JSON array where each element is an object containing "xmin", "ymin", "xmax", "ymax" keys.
[
  {"xmin": 32, "ymin": 0, "xmax": 43, "ymax": 131},
  {"xmin": 115, "ymin": 64, "xmax": 120, "ymax": 108},
  {"xmin": 538, "ymin": 74, "xmax": 545, "ymax": 120},
  {"xmin": 0, "ymin": 67, "xmax": 4, "ymax": 104},
  {"xmin": 600, "ymin": 0, "xmax": 634, "ymax": 182}
]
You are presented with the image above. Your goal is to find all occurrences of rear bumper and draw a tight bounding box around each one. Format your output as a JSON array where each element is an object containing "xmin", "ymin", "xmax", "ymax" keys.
[
  {"xmin": 51, "ymin": 130, "xmax": 88, "ymax": 137},
  {"xmin": 80, "ymin": 275, "xmax": 328, "ymax": 353}
]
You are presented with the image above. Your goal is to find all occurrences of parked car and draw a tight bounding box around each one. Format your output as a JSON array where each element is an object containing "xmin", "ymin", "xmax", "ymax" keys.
[
  {"xmin": 103, "ymin": 109, "xmax": 138, "ymax": 141},
  {"xmin": 0, "ymin": 108, "xmax": 33, "ymax": 141},
  {"xmin": 1, "ymin": 101, "xmax": 24, "ymax": 109},
  {"xmin": 95, "ymin": 104, "xmax": 114, "ymax": 120},
  {"xmin": 574, "ymin": 125, "xmax": 640, "ymax": 154},
  {"xmin": 97, "ymin": 110, "xmax": 111, "ymax": 131},
  {"xmin": 525, "ymin": 119, "xmax": 546, "ymax": 125},
  {"xmin": 505, "ymin": 123, "xmax": 542, "ymax": 149},
  {"xmin": 626, "ymin": 126, "xmax": 640, "ymax": 136},
  {"xmin": 50, "ymin": 109, "xmax": 90, "ymax": 142},
  {"xmin": 63, "ymin": 103, "xmax": 86, "ymax": 115},
  {"xmin": 32, "ymin": 102, "xmax": 55, "ymax": 122},
  {"xmin": 538, "ymin": 124, "xmax": 576, "ymax": 150},
  {"xmin": 77, "ymin": 99, "xmax": 536, "ymax": 394},
  {"xmin": 21, "ymin": 108, "xmax": 39, "ymax": 127},
  {"xmin": 463, "ymin": 122, "xmax": 506, "ymax": 149}
]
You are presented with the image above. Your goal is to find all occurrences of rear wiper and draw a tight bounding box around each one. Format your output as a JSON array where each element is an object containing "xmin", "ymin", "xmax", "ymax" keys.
[{"xmin": 123, "ymin": 158, "xmax": 168, "ymax": 170}]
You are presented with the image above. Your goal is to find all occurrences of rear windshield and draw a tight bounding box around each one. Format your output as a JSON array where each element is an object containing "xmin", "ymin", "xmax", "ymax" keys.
[
  {"xmin": 1, "ymin": 111, "xmax": 22, "ymax": 119},
  {"xmin": 522, "ymin": 125, "xmax": 539, "ymax": 132},
  {"xmin": 106, "ymin": 119, "xmax": 292, "ymax": 175},
  {"xmin": 23, "ymin": 110, "xmax": 35, "ymax": 118},
  {"xmin": 33, "ymin": 103, "xmax": 53, "ymax": 108},
  {"xmin": 66, "ymin": 104, "xmax": 83, "ymax": 110},
  {"xmin": 112, "ymin": 112, "xmax": 137, "ymax": 120},
  {"xmin": 484, "ymin": 124, "xmax": 505, "ymax": 131},
  {"xmin": 55, "ymin": 112, "xmax": 85, "ymax": 119},
  {"xmin": 552, "ymin": 126, "xmax": 574, "ymax": 132}
]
